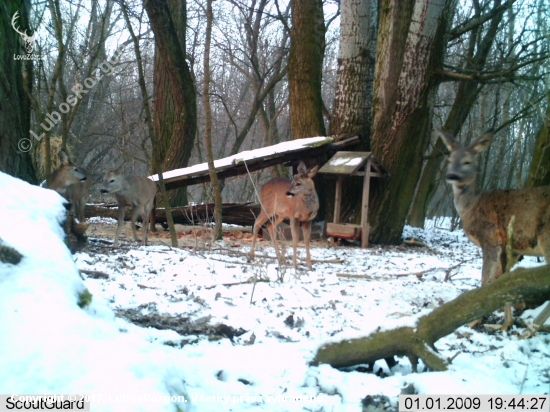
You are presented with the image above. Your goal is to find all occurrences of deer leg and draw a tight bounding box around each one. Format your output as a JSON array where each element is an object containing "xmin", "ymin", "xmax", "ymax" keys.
[
  {"xmin": 267, "ymin": 215, "xmax": 285, "ymax": 263},
  {"xmin": 114, "ymin": 206, "xmax": 126, "ymax": 247},
  {"xmin": 302, "ymin": 220, "xmax": 312, "ymax": 270},
  {"xmin": 250, "ymin": 212, "xmax": 269, "ymax": 259},
  {"xmin": 481, "ymin": 245, "xmax": 504, "ymax": 285},
  {"xmin": 142, "ymin": 207, "xmax": 151, "ymax": 246},
  {"xmin": 289, "ymin": 218, "xmax": 299, "ymax": 268},
  {"xmin": 73, "ymin": 197, "xmax": 81, "ymax": 222},
  {"xmin": 130, "ymin": 207, "xmax": 141, "ymax": 242},
  {"xmin": 482, "ymin": 245, "xmax": 517, "ymax": 330},
  {"xmin": 77, "ymin": 201, "xmax": 84, "ymax": 223}
]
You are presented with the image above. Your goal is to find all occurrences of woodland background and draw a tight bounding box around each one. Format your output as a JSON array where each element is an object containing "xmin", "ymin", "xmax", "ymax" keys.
[{"xmin": 0, "ymin": 0, "xmax": 549, "ymax": 245}]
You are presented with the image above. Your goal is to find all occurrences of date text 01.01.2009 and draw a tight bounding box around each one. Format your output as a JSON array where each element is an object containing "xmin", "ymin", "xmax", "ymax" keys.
[{"xmin": 399, "ymin": 395, "xmax": 549, "ymax": 411}]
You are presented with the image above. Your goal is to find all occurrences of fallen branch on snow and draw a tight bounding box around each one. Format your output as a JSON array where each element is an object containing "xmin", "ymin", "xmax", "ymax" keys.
[{"xmin": 313, "ymin": 265, "xmax": 550, "ymax": 372}]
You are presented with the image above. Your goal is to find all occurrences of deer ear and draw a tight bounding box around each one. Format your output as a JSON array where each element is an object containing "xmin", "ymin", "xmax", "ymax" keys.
[
  {"xmin": 436, "ymin": 128, "xmax": 459, "ymax": 152},
  {"xmin": 468, "ymin": 131, "xmax": 494, "ymax": 154},
  {"xmin": 296, "ymin": 161, "xmax": 307, "ymax": 175},
  {"xmin": 58, "ymin": 149, "xmax": 71, "ymax": 165},
  {"xmin": 307, "ymin": 165, "xmax": 319, "ymax": 178},
  {"xmin": 113, "ymin": 163, "xmax": 125, "ymax": 175}
]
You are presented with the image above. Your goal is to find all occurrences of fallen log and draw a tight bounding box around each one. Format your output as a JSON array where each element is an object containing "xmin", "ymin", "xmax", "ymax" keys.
[
  {"xmin": 85, "ymin": 203, "xmax": 260, "ymax": 227},
  {"xmin": 313, "ymin": 265, "xmax": 550, "ymax": 371}
]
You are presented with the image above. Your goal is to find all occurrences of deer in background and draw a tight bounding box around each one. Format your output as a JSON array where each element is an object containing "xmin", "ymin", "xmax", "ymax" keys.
[
  {"xmin": 66, "ymin": 168, "xmax": 93, "ymax": 222},
  {"xmin": 45, "ymin": 150, "xmax": 90, "ymax": 246},
  {"xmin": 438, "ymin": 128, "xmax": 550, "ymax": 328},
  {"xmin": 46, "ymin": 150, "xmax": 88, "ymax": 196},
  {"xmin": 250, "ymin": 161, "xmax": 319, "ymax": 269},
  {"xmin": 100, "ymin": 166, "xmax": 157, "ymax": 247},
  {"xmin": 438, "ymin": 128, "xmax": 550, "ymax": 281}
]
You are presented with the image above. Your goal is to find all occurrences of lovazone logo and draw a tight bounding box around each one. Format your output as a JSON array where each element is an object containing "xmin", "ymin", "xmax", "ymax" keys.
[{"xmin": 12, "ymin": 10, "xmax": 44, "ymax": 60}]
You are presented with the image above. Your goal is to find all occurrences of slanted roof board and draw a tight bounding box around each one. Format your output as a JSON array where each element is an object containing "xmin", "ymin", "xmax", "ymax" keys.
[
  {"xmin": 150, "ymin": 136, "xmax": 359, "ymax": 191},
  {"xmin": 318, "ymin": 151, "xmax": 371, "ymax": 175}
]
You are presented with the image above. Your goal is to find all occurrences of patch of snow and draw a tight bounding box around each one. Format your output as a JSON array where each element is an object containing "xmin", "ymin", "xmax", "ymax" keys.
[
  {"xmin": 1, "ymin": 171, "xmax": 549, "ymax": 412},
  {"xmin": 151, "ymin": 136, "xmax": 331, "ymax": 181},
  {"xmin": 330, "ymin": 157, "xmax": 364, "ymax": 167}
]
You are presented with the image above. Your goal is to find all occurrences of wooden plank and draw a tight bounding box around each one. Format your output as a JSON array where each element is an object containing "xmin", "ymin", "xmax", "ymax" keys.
[
  {"xmin": 334, "ymin": 177, "xmax": 343, "ymax": 224},
  {"xmin": 361, "ymin": 159, "xmax": 371, "ymax": 248},
  {"xmin": 318, "ymin": 151, "xmax": 370, "ymax": 175},
  {"xmin": 85, "ymin": 203, "xmax": 260, "ymax": 226},
  {"xmin": 327, "ymin": 223, "xmax": 361, "ymax": 240},
  {"xmin": 159, "ymin": 136, "xmax": 359, "ymax": 191},
  {"xmin": 350, "ymin": 171, "xmax": 384, "ymax": 177}
]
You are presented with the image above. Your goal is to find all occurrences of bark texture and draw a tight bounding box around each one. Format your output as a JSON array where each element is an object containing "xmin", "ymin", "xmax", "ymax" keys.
[
  {"xmin": 122, "ymin": 0, "xmax": 178, "ymax": 247},
  {"xmin": 147, "ymin": 0, "xmax": 197, "ymax": 207},
  {"xmin": 526, "ymin": 93, "xmax": 550, "ymax": 188},
  {"xmin": 0, "ymin": 0, "xmax": 36, "ymax": 183},
  {"xmin": 288, "ymin": 0, "xmax": 327, "ymax": 217},
  {"xmin": 203, "ymin": 0, "xmax": 223, "ymax": 239},
  {"xmin": 288, "ymin": 0, "xmax": 326, "ymax": 139},
  {"xmin": 327, "ymin": 0, "xmax": 378, "ymax": 224},
  {"xmin": 330, "ymin": 0, "xmax": 377, "ymax": 143},
  {"xmin": 369, "ymin": 0, "xmax": 457, "ymax": 244}
]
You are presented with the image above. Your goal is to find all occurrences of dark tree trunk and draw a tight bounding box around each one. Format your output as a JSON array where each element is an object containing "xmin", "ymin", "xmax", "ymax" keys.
[
  {"xmin": 526, "ymin": 93, "xmax": 550, "ymax": 188},
  {"xmin": 368, "ymin": 0, "xmax": 457, "ymax": 245},
  {"xmin": 288, "ymin": 0, "xmax": 326, "ymax": 139},
  {"xmin": 147, "ymin": 0, "xmax": 197, "ymax": 207},
  {"xmin": 203, "ymin": 0, "xmax": 222, "ymax": 240},
  {"xmin": 288, "ymin": 0, "xmax": 327, "ymax": 217},
  {"xmin": 0, "ymin": 0, "xmax": 36, "ymax": 183}
]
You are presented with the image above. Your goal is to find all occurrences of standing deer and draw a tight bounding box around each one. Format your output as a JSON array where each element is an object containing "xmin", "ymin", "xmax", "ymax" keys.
[
  {"xmin": 100, "ymin": 166, "xmax": 157, "ymax": 247},
  {"xmin": 66, "ymin": 168, "xmax": 93, "ymax": 222},
  {"xmin": 46, "ymin": 150, "xmax": 88, "ymax": 196},
  {"xmin": 438, "ymin": 128, "xmax": 550, "ymax": 328},
  {"xmin": 250, "ymin": 161, "xmax": 319, "ymax": 269}
]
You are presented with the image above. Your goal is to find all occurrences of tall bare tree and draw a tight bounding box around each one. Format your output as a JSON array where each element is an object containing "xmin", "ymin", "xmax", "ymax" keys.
[
  {"xmin": 203, "ymin": 0, "xmax": 222, "ymax": 239},
  {"xmin": 121, "ymin": 0, "xmax": 178, "ymax": 247},
  {"xmin": 288, "ymin": 0, "xmax": 326, "ymax": 139},
  {"xmin": 526, "ymin": 93, "xmax": 550, "ymax": 188},
  {"xmin": 330, "ymin": 0, "xmax": 377, "ymax": 142},
  {"xmin": 28, "ymin": 0, "xmax": 115, "ymax": 180},
  {"xmin": 369, "ymin": 0, "xmax": 458, "ymax": 244},
  {"xmin": 146, "ymin": 0, "xmax": 197, "ymax": 207},
  {"xmin": 287, "ymin": 0, "xmax": 327, "ymax": 217},
  {"xmin": 328, "ymin": 0, "xmax": 378, "ymax": 223}
]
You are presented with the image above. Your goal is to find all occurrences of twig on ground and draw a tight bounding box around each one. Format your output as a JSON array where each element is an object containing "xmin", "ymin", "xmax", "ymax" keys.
[
  {"xmin": 204, "ymin": 278, "xmax": 270, "ymax": 289},
  {"xmin": 337, "ymin": 258, "xmax": 478, "ymax": 281},
  {"xmin": 80, "ymin": 269, "xmax": 110, "ymax": 279}
]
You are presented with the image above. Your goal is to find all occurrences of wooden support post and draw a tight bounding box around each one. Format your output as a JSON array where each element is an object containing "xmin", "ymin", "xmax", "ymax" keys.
[
  {"xmin": 150, "ymin": 206, "xmax": 157, "ymax": 232},
  {"xmin": 334, "ymin": 177, "xmax": 343, "ymax": 224},
  {"xmin": 149, "ymin": 194, "xmax": 158, "ymax": 232},
  {"xmin": 361, "ymin": 159, "xmax": 371, "ymax": 248}
]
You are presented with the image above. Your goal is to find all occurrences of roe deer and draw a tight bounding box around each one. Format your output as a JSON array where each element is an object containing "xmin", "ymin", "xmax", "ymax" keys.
[
  {"xmin": 100, "ymin": 166, "xmax": 157, "ymax": 247},
  {"xmin": 439, "ymin": 128, "xmax": 550, "ymax": 328},
  {"xmin": 66, "ymin": 168, "xmax": 93, "ymax": 222},
  {"xmin": 46, "ymin": 150, "xmax": 88, "ymax": 196},
  {"xmin": 250, "ymin": 161, "xmax": 319, "ymax": 269}
]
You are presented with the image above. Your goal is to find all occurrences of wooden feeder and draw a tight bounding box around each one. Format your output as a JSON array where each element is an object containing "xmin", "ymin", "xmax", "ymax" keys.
[{"xmin": 319, "ymin": 151, "xmax": 388, "ymax": 248}]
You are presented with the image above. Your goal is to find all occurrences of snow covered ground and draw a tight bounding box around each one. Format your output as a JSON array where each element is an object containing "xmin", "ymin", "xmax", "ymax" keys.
[{"xmin": 1, "ymin": 170, "xmax": 549, "ymax": 412}]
